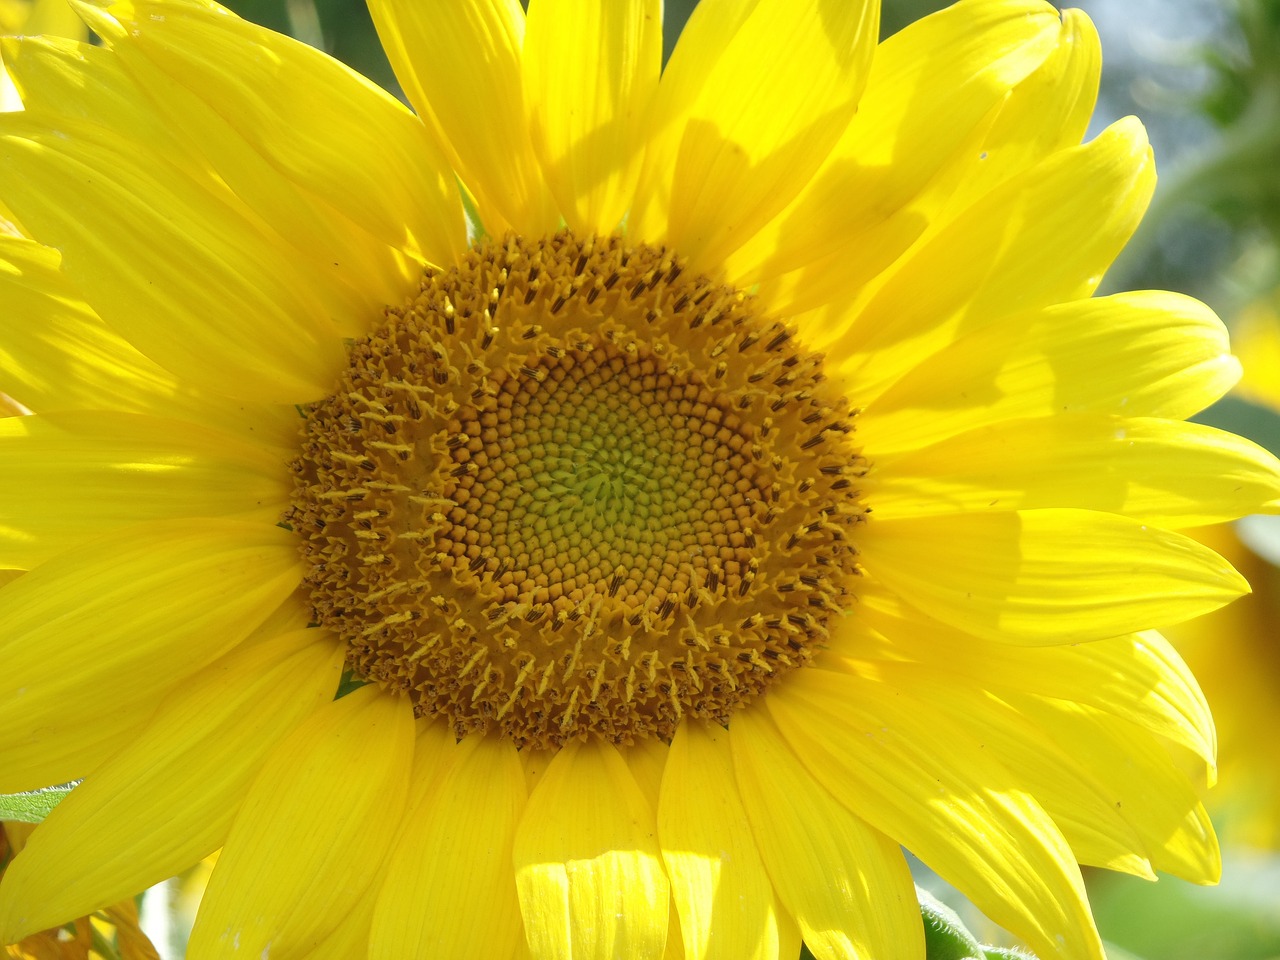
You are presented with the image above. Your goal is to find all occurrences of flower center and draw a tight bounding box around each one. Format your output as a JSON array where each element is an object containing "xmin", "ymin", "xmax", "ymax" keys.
[{"xmin": 287, "ymin": 231, "xmax": 867, "ymax": 748}]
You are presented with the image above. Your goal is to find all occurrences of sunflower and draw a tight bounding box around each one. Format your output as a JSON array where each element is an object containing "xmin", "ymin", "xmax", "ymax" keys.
[
  {"xmin": 1, "ymin": 1, "xmax": 1278, "ymax": 959},
  {"xmin": 1167, "ymin": 521, "xmax": 1280, "ymax": 850},
  {"xmin": 1232, "ymin": 294, "xmax": 1280, "ymax": 415}
]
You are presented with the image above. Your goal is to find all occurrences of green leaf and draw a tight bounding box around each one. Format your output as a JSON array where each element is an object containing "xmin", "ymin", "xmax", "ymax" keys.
[{"xmin": 0, "ymin": 784, "xmax": 76, "ymax": 824}]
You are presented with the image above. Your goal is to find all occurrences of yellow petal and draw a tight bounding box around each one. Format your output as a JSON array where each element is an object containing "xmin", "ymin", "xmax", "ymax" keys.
[
  {"xmin": 659, "ymin": 721, "xmax": 786, "ymax": 960},
  {"xmin": 727, "ymin": 0, "xmax": 1061, "ymax": 310},
  {"xmin": 866, "ymin": 414, "xmax": 1280, "ymax": 527},
  {"xmin": 859, "ymin": 290, "xmax": 1240, "ymax": 456},
  {"xmin": 661, "ymin": 903, "xmax": 686, "ymax": 960},
  {"xmin": 750, "ymin": 5, "xmax": 1099, "ymax": 324},
  {"xmin": 729, "ymin": 708, "xmax": 922, "ymax": 960},
  {"xmin": 838, "ymin": 659, "xmax": 1154, "ymax": 879},
  {"xmin": 19, "ymin": 0, "xmax": 86, "ymax": 36},
  {"xmin": 0, "ymin": 410, "xmax": 290, "ymax": 569},
  {"xmin": 370, "ymin": 734, "xmax": 526, "ymax": 960},
  {"xmin": 513, "ymin": 738, "xmax": 668, "ymax": 960},
  {"xmin": 0, "ymin": 235, "xmax": 180, "ymax": 415},
  {"xmin": 768, "ymin": 668, "xmax": 1104, "ymax": 960},
  {"xmin": 1009, "ymin": 694, "xmax": 1221, "ymax": 883},
  {"xmin": 0, "ymin": 632, "xmax": 344, "ymax": 941},
  {"xmin": 860, "ymin": 508, "xmax": 1249, "ymax": 644},
  {"xmin": 621, "ymin": 735, "xmax": 668, "ymax": 811},
  {"xmin": 776, "ymin": 912, "xmax": 802, "ymax": 960},
  {"xmin": 297, "ymin": 889, "xmax": 377, "ymax": 960},
  {"xmin": 835, "ymin": 117, "xmax": 1154, "ymax": 404},
  {"xmin": 0, "ymin": 113, "xmax": 346, "ymax": 403},
  {"xmin": 856, "ymin": 588, "xmax": 1218, "ymax": 768},
  {"xmin": 632, "ymin": 0, "xmax": 879, "ymax": 268},
  {"xmin": 522, "ymin": 0, "xmax": 660, "ymax": 235},
  {"xmin": 0, "ymin": 519, "xmax": 302, "ymax": 793},
  {"xmin": 366, "ymin": 0, "xmax": 559, "ymax": 235},
  {"xmin": 405, "ymin": 718, "xmax": 460, "ymax": 806},
  {"xmin": 188, "ymin": 685, "xmax": 415, "ymax": 960},
  {"xmin": 0, "ymin": 234, "xmax": 302, "ymax": 444},
  {"xmin": 8, "ymin": 32, "xmax": 412, "ymax": 335},
  {"xmin": 926, "ymin": 8, "xmax": 1100, "ymax": 225},
  {"xmin": 74, "ymin": 2, "xmax": 463, "ymax": 273}
]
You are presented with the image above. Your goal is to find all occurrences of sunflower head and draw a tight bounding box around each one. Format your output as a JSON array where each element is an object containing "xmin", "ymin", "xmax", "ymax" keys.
[
  {"xmin": 0, "ymin": 2, "xmax": 1278, "ymax": 960},
  {"xmin": 287, "ymin": 229, "xmax": 867, "ymax": 747}
]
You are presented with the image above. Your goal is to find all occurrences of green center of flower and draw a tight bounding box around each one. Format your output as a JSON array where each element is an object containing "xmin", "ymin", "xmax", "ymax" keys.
[
  {"xmin": 444, "ymin": 339, "xmax": 765, "ymax": 613},
  {"xmin": 287, "ymin": 231, "xmax": 867, "ymax": 748}
]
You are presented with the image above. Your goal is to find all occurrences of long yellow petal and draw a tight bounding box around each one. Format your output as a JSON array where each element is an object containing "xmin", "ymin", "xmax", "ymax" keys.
[
  {"xmin": 632, "ymin": 0, "xmax": 878, "ymax": 268},
  {"xmin": 405, "ymin": 719, "xmax": 459, "ymax": 806},
  {"xmin": 7, "ymin": 31, "xmax": 411, "ymax": 335},
  {"xmin": 622, "ymin": 735, "xmax": 668, "ymax": 811},
  {"xmin": 727, "ymin": 0, "xmax": 1061, "ymax": 310},
  {"xmin": 0, "ymin": 632, "xmax": 344, "ymax": 941},
  {"xmin": 0, "ymin": 519, "xmax": 302, "ymax": 793},
  {"xmin": 0, "ymin": 235, "xmax": 179, "ymax": 415},
  {"xmin": 855, "ymin": 588, "xmax": 1218, "ymax": 768},
  {"xmin": 859, "ymin": 290, "xmax": 1239, "ymax": 456},
  {"xmin": 63, "ymin": 3, "xmax": 463, "ymax": 277},
  {"xmin": 659, "ymin": 721, "xmax": 786, "ymax": 960},
  {"xmin": 522, "ymin": 0, "xmax": 660, "ymax": 235},
  {"xmin": 834, "ymin": 117, "xmax": 1154, "ymax": 404},
  {"xmin": 776, "ymin": 913, "xmax": 802, "ymax": 960},
  {"xmin": 860, "ymin": 508, "xmax": 1249, "ymax": 644},
  {"xmin": 866, "ymin": 414, "xmax": 1280, "ymax": 527},
  {"xmin": 660, "ymin": 904, "xmax": 686, "ymax": 960},
  {"xmin": 0, "ymin": 410, "xmax": 290, "ymax": 569},
  {"xmin": 370, "ymin": 734, "xmax": 526, "ymax": 960},
  {"xmin": 768, "ymin": 668, "xmax": 1104, "ymax": 960},
  {"xmin": 729, "ymin": 709, "xmax": 922, "ymax": 960},
  {"xmin": 513, "ymin": 738, "xmax": 668, "ymax": 960},
  {"xmin": 925, "ymin": 9, "xmax": 1100, "ymax": 226},
  {"xmin": 0, "ymin": 113, "xmax": 346, "ymax": 403},
  {"xmin": 0, "ymin": 234, "xmax": 302, "ymax": 444},
  {"xmin": 297, "ymin": 889, "xmax": 377, "ymax": 960},
  {"xmin": 365, "ymin": 0, "xmax": 559, "ymax": 236},
  {"xmin": 768, "ymin": 5, "xmax": 1100, "ymax": 335},
  {"xmin": 188, "ymin": 685, "xmax": 415, "ymax": 960},
  {"xmin": 1009, "ymin": 695, "xmax": 1221, "ymax": 883},
  {"xmin": 837, "ymin": 659, "xmax": 1155, "ymax": 879}
]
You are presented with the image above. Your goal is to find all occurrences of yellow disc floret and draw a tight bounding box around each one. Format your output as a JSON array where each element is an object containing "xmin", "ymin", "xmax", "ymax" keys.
[{"xmin": 288, "ymin": 231, "xmax": 867, "ymax": 748}]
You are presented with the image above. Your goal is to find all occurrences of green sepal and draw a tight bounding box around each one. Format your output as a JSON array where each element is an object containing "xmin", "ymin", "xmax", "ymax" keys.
[
  {"xmin": 918, "ymin": 887, "xmax": 987, "ymax": 960},
  {"xmin": 334, "ymin": 667, "xmax": 370, "ymax": 700},
  {"xmin": 0, "ymin": 784, "xmax": 76, "ymax": 824}
]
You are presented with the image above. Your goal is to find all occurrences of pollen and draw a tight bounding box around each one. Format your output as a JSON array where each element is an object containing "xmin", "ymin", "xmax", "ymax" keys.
[{"xmin": 287, "ymin": 231, "xmax": 868, "ymax": 748}]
